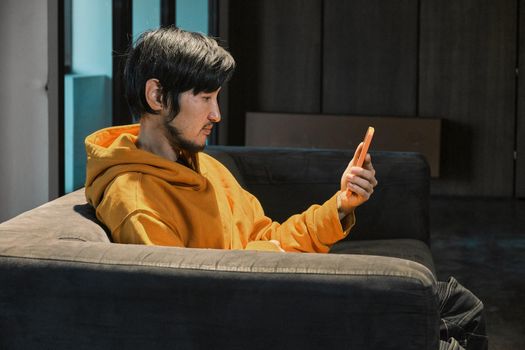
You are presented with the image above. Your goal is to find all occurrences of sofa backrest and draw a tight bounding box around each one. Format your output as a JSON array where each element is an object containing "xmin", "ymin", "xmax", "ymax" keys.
[
  {"xmin": 0, "ymin": 146, "xmax": 430, "ymax": 245},
  {"xmin": 207, "ymin": 146, "xmax": 431, "ymax": 245}
]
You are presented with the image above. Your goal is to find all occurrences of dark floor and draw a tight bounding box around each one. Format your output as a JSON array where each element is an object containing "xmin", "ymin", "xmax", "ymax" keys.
[{"xmin": 430, "ymin": 197, "xmax": 525, "ymax": 350}]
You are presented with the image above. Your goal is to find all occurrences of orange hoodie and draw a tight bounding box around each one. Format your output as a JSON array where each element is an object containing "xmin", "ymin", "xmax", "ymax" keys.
[{"xmin": 85, "ymin": 124, "xmax": 354, "ymax": 252}]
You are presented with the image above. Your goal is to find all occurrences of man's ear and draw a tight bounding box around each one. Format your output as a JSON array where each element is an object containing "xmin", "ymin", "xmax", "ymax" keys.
[{"xmin": 145, "ymin": 78, "xmax": 163, "ymax": 112}]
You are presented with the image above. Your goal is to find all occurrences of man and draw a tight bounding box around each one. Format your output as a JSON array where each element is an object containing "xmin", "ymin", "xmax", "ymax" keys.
[
  {"xmin": 84, "ymin": 26, "xmax": 377, "ymax": 252},
  {"xmin": 84, "ymin": 27, "xmax": 486, "ymax": 349}
]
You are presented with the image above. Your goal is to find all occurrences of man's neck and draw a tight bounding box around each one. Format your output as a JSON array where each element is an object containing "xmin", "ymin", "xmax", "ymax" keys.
[{"xmin": 136, "ymin": 114, "xmax": 179, "ymax": 162}]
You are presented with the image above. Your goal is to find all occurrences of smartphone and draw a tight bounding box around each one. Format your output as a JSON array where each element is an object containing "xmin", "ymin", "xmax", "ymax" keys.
[{"xmin": 356, "ymin": 126, "xmax": 375, "ymax": 168}]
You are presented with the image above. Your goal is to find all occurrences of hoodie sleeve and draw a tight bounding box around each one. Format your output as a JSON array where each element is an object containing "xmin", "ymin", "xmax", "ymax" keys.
[
  {"xmin": 244, "ymin": 190, "xmax": 355, "ymax": 253},
  {"xmin": 115, "ymin": 210, "xmax": 185, "ymax": 246}
]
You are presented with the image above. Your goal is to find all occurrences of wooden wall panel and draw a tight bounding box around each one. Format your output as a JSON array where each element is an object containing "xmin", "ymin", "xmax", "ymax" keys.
[
  {"xmin": 517, "ymin": 1, "xmax": 525, "ymax": 197},
  {"xmin": 323, "ymin": 0, "xmax": 418, "ymax": 116},
  {"xmin": 227, "ymin": 0, "xmax": 322, "ymax": 145},
  {"xmin": 246, "ymin": 112, "xmax": 442, "ymax": 177},
  {"xmin": 419, "ymin": 0, "xmax": 516, "ymax": 196}
]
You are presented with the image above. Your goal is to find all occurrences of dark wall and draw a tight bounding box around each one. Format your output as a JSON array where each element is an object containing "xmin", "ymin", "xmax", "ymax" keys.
[
  {"xmin": 227, "ymin": 0, "xmax": 323, "ymax": 145},
  {"xmin": 419, "ymin": 0, "xmax": 516, "ymax": 197},
  {"xmin": 226, "ymin": 0, "xmax": 522, "ymax": 197},
  {"xmin": 517, "ymin": 0, "xmax": 525, "ymax": 197},
  {"xmin": 323, "ymin": 0, "xmax": 418, "ymax": 116}
]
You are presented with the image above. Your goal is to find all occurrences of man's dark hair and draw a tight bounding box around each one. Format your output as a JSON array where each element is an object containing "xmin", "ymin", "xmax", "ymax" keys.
[{"xmin": 124, "ymin": 26, "xmax": 236, "ymax": 121}]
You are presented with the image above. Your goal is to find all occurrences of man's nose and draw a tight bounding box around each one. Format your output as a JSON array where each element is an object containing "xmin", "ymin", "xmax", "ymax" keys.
[{"xmin": 209, "ymin": 103, "xmax": 221, "ymax": 122}]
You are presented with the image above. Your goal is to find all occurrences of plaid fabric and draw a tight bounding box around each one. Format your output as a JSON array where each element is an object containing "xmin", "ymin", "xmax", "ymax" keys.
[{"xmin": 438, "ymin": 277, "xmax": 488, "ymax": 350}]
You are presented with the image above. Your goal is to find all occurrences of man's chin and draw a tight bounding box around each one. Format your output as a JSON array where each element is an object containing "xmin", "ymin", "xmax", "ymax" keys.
[
  {"xmin": 164, "ymin": 123, "xmax": 208, "ymax": 153},
  {"xmin": 178, "ymin": 141, "xmax": 206, "ymax": 153},
  {"xmin": 194, "ymin": 143, "xmax": 206, "ymax": 152}
]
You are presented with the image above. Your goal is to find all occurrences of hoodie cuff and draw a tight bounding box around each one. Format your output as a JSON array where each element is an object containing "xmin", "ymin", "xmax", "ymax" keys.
[{"xmin": 315, "ymin": 193, "xmax": 356, "ymax": 246}]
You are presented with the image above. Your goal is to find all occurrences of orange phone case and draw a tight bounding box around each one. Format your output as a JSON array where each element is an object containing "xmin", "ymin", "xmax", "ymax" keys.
[
  {"xmin": 356, "ymin": 127, "xmax": 375, "ymax": 168},
  {"xmin": 346, "ymin": 127, "xmax": 375, "ymax": 197}
]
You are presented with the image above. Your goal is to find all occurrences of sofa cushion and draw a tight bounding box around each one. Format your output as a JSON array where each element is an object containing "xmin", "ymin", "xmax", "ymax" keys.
[{"xmin": 330, "ymin": 238, "xmax": 436, "ymax": 276}]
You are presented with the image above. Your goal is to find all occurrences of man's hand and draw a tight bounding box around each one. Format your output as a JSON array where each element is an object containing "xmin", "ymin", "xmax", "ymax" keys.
[
  {"xmin": 245, "ymin": 240, "xmax": 285, "ymax": 252},
  {"xmin": 337, "ymin": 142, "xmax": 378, "ymax": 218},
  {"xmin": 269, "ymin": 240, "xmax": 285, "ymax": 252}
]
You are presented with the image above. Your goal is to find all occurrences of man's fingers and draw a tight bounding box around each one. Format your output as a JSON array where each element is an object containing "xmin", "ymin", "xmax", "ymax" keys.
[
  {"xmin": 349, "ymin": 142, "xmax": 363, "ymax": 168},
  {"xmin": 346, "ymin": 182, "xmax": 372, "ymax": 200},
  {"xmin": 349, "ymin": 167, "xmax": 377, "ymax": 187},
  {"xmin": 362, "ymin": 154, "xmax": 373, "ymax": 168},
  {"xmin": 269, "ymin": 239, "xmax": 281, "ymax": 246},
  {"xmin": 354, "ymin": 142, "xmax": 363, "ymax": 158},
  {"xmin": 346, "ymin": 174, "xmax": 375, "ymax": 194},
  {"xmin": 269, "ymin": 240, "xmax": 285, "ymax": 252}
]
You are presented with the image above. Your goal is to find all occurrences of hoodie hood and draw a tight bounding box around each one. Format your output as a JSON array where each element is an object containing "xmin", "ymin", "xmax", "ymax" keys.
[{"xmin": 84, "ymin": 124, "xmax": 206, "ymax": 208}]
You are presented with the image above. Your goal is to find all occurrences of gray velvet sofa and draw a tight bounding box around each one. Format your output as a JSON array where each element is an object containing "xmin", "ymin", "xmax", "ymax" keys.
[{"xmin": 0, "ymin": 146, "xmax": 438, "ymax": 350}]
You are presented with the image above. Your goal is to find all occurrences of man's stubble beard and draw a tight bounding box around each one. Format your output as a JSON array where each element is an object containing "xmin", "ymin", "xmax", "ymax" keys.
[{"xmin": 163, "ymin": 119, "xmax": 206, "ymax": 155}]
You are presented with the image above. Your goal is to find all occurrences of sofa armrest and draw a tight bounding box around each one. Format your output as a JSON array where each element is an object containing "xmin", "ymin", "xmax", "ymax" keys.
[
  {"xmin": 208, "ymin": 146, "xmax": 431, "ymax": 244},
  {"xmin": 0, "ymin": 189, "xmax": 110, "ymax": 243},
  {"xmin": 0, "ymin": 240, "xmax": 438, "ymax": 349}
]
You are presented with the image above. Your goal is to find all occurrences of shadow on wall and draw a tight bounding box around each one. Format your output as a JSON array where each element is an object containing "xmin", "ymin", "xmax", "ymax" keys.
[{"xmin": 436, "ymin": 119, "xmax": 474, "ymax": 183}]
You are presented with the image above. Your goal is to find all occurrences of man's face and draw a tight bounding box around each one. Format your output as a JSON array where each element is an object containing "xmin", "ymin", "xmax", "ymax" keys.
[{"xmin": 163, "ymin": 88, "xmax": 221, "ymax": 153}]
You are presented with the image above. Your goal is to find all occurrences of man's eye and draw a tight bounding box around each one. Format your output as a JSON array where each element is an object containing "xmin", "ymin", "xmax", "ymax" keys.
[{"xmin": 203, "ymin": 96, "xmax": 211, "ymax": 101}]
